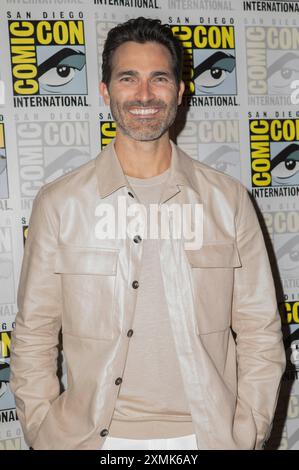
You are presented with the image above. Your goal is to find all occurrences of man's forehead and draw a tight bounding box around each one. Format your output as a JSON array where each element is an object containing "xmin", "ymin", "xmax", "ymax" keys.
[{"xmin": 111, "ymin": 41, "xmax": 173, "ymax": 70}]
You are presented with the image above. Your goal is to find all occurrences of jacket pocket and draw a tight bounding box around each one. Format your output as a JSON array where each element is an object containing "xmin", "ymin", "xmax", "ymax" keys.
[
  {"xmin": 184, "ymin": 242, "xmax": 241, "ymax": 335},
  {"xmin": 54, "ymin": 246, "xmax": 119, "ymax": 340}
]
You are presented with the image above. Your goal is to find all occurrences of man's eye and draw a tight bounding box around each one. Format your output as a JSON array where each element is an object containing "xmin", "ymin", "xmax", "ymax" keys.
[
  {"xmin": 120, "ymin": 77, "xmax": 134, "ymax": 82},
  {"xmin": 154, "ymin": 76, "xmax": 168, "ymax": 82}
]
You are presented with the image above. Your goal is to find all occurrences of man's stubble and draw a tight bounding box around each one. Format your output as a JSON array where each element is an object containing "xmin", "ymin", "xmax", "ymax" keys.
[{"xmin": 109, "ymin": 96, "xmax": 179, "ymax": 142}]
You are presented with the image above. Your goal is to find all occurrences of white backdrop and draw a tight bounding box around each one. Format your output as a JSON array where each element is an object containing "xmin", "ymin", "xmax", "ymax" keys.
[{"xmin": 0, "ymin": 0, "xmax": 299, "ymax": 450}]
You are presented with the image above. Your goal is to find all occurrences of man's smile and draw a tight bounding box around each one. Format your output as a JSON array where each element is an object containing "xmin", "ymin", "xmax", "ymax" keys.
[{"xmin": 128, "ymin": 107, "xmax": 161, "ymax": 117}]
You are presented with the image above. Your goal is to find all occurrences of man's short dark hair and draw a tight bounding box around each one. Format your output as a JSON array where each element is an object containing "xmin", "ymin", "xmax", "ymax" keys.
[{"xmin": 102, "ymin": 17, "xmax": 183, "ymax": 88}]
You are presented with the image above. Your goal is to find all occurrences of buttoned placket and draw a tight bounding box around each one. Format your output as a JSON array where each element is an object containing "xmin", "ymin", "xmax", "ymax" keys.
[{"xmin": 99, "ymin": 185, "xmax": 146, "ymax": 444}]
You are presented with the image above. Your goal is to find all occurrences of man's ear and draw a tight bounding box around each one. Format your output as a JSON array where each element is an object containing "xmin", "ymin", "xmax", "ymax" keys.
[
  {"xmin": 177, "ymin": 80, "xmax": 185, "ymax": 105},
  {"xmin": 99, "ymin": 82, "xmax": 110, "ymax": 105}
]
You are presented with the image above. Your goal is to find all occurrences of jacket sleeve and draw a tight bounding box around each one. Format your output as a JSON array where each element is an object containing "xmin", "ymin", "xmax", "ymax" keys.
[
  {"xmin": 9, "ymin": 186, "xmax": 62, "ymax": 448},
  {"xmin": 232, "ymin": 183, "xmax": 286, "ymax": 450}
]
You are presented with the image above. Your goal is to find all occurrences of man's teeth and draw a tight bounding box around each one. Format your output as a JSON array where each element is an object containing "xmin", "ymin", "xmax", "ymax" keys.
[{"xmin": 130, "ymin": 108, "xmax": 159, "ymax": 115}]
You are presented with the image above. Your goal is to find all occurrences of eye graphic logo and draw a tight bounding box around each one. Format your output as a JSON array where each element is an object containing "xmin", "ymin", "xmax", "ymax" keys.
[
  {"xmin": 249, "ymin": 119, "xmax": 299, "ymax": 187},
  {"xmin": 275, "ymin": 234, "xmax": 299, "ymax": 280},
  {"xmin": 246, "ymin": 27, "xmax": 299, "ymax": 97},
  {"xmin": 284, "ymin": 327, "xmax": 299, "ymax": 373},
  {"xmin": 0, "ymin": 362, "xmax": 10, "ymax": 400},
  {"xmin": 193, "ymin": 50, "xmax": 236, "ymax": 96},
  {"xmin": 176, "ymin": 119, "xmax": 240, "ymax": 178},
  {"xmin": 268, "ymin": 51, "xmax": 299, "ymax": 96},
  {"xmin": 172, "ymin": 25, "xmax": 237, "ymax": 96},
  {"xmin": 270, "ymin": 142, "xmax": 299, "ymax": 186},
  {"xmin": 37, "ymin": 46, "xmax": 86, "ymax": 95},
  {"xmin": 202, "ymin": 144, "xmax": 240, "ymax": 179},
  {"xmin": 8, "ymin": 20, "xmax": 87, "ymax": 97},
  {"xmin": 0, "ymin": 330, "xmax": 11, "ymax": 405},
  {"xmin": 0, "ymin": 123, "xmax": 8, "ymax": 199},
  {"xmin": 44, "ymin": 148, "xmax": 90, "ymax": 183}
]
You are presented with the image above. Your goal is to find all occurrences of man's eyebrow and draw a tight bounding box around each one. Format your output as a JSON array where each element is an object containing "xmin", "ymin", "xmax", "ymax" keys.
[
  {"xmin": 115, "ymin": 70, "xmax": 138, "ymax": 78},
  {"xmin": 114, "ymin": 70, "xmax": 173, "ymax": 78},
  {"xmin": 151, "ymin": 71, "xmax": 173, "ymax": 77},
  {"xmin": 116, "ymin": 70, "xmax": 138, "ymax": 77}
]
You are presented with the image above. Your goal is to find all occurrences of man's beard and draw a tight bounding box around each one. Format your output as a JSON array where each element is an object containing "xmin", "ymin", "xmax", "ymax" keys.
[{"xmin": 109, "ymin": 98, "xmax": 178, "ymax": 141}]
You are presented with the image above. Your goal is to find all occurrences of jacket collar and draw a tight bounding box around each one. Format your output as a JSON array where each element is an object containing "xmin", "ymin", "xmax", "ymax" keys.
[{"xmin": 95, "ymin": 138, "xmax": 201, "ymax": 203}]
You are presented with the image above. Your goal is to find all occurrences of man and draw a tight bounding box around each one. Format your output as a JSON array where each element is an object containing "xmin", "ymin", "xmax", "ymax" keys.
[{"xmin": 10, "ymin": 17, "xmax": 286, "ymax": 450}]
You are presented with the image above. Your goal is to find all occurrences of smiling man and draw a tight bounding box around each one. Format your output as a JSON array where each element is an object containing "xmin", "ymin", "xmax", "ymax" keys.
[
  {"xmin": 99, "ymin": 32, "xmax": 185, "ymax": 178},
  {"xmin": 10, "ymin": 17, "xmax": 285, "ymax": 451},
  {"xmin": 103, "ymin": 41, "xmax": 181, "ymax": 132}
]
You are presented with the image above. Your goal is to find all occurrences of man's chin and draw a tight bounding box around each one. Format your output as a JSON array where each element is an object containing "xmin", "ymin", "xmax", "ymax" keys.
[
  {"xmin": 120, "ymin": 126, "xmax": 167, "ymax": 142},
  {"xmin": 127, "ymin": 132, "xmax": 165, "ymax": 142}
]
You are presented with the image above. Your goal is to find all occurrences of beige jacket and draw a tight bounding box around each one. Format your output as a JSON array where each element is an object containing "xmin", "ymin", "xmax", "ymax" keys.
[{"xmin": 10, "ymin": 139, "xmax": 286, "ymax": 450}]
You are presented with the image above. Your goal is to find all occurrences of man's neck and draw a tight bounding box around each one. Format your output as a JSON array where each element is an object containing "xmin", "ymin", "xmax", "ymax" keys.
[{"xmin": 114, "ymin": 133, "xmax": 172, "ymax": 178}]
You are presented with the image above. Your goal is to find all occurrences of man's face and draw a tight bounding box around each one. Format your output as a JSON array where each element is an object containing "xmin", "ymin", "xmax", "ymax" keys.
[{"xmin": 100, "ymin": 41, "xmax": 185, "ymax": 142}]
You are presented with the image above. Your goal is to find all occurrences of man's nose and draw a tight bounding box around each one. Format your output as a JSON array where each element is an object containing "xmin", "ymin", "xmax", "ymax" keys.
[{"xmin": 135, "ymin": 79, "xmax": 155, "ymax": 102}]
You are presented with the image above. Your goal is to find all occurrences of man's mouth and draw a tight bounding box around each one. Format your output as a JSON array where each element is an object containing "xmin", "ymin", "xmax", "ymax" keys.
[{"xmin": 128, "ymin": 107, "xmax": 160, "ymax": 117}]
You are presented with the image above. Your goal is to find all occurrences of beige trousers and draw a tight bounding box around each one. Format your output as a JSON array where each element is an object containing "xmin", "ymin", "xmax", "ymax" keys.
[{"xmin": 101, "ymin": 433, "xmax": 198, "ymax": 450}]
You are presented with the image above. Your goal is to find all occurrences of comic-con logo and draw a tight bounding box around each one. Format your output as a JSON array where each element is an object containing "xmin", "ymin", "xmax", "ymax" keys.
[
  {"xmin": 0, "ymin": 331, "xmax": 11, "ymax": 402},
  {"xmin": 263, "ymin": 208, "xmax": 299, "ymax": 297},
  {"xmin": 171, "ymin": 24, "xmax": 237, "ymax": 102},
  {"xmin": 280, "ymin": 301, "xmax": 299, "ymax": 326},
  {"xmin": 16, "ymin": 118, "xmax": 90, "ymax": 200},
  {"xmin": 284, "ymin": 327, "xmax": 299, "ymax": 377},
  {"xmin": 249, "ymin": 119, "xmax": 299, "ymax": 190},
  {"xmin": 0, "ymin": 227, "xmax": 15, "ymax": 305},
  {"xmin": 0, "ymin": 123, "xmax": 8, "ymax": 199},
  {"xmin": 176, "ymin": 118, "xmax": 240, "ymax": 179},
  {"xmin": 0, "ymin": 362, "xmax": 10, "ymax": 401},
  {"xmin": 22, "ymin": 225, "xmax": 28, "ymax": 245},
  {"xmin": 275, "ymin": 233, "xmax": 299, "ymax": 286},
  {"xmin": 0, "ymin": 331, "xmax": 10, "ymax": 361},
  {"xmin": 100, "ymin": 119, "xmax": 116, "ymax": 149},
  {"xmin": 8, "ymin": 20, "xmax": 87, "ymax": 105},
  {"xmin": 246, "ymin": 26, "xmax": 299, "ymax": 99}
]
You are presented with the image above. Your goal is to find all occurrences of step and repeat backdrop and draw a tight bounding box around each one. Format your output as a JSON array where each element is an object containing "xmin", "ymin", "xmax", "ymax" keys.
[{"xmin": 0, "ymin": 0, "xmax": 299, "ymax": 450}]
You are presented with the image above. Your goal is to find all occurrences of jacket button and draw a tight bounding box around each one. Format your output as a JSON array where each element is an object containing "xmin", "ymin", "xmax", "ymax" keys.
[
  {"xmin": 133, "ymin": 235, "xmax": 142, "ymax": 243},
  {"xmin": 128, "ymin": 191, "xmax": 134, "ymax": 198},
  {"xmin": 132, "ymin": 280, "xmax": 139, "ymax": 289},
  {"xmin": 127, "ymin": 329, "xmax": 134, "ymax": 337},
  {"xmin": 100, "ymin": 429, "xmax": 109, "ymax": 437},
  {"xmin": 115, "ymin": 377, "xmax": 122, "ymax": 385}
]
